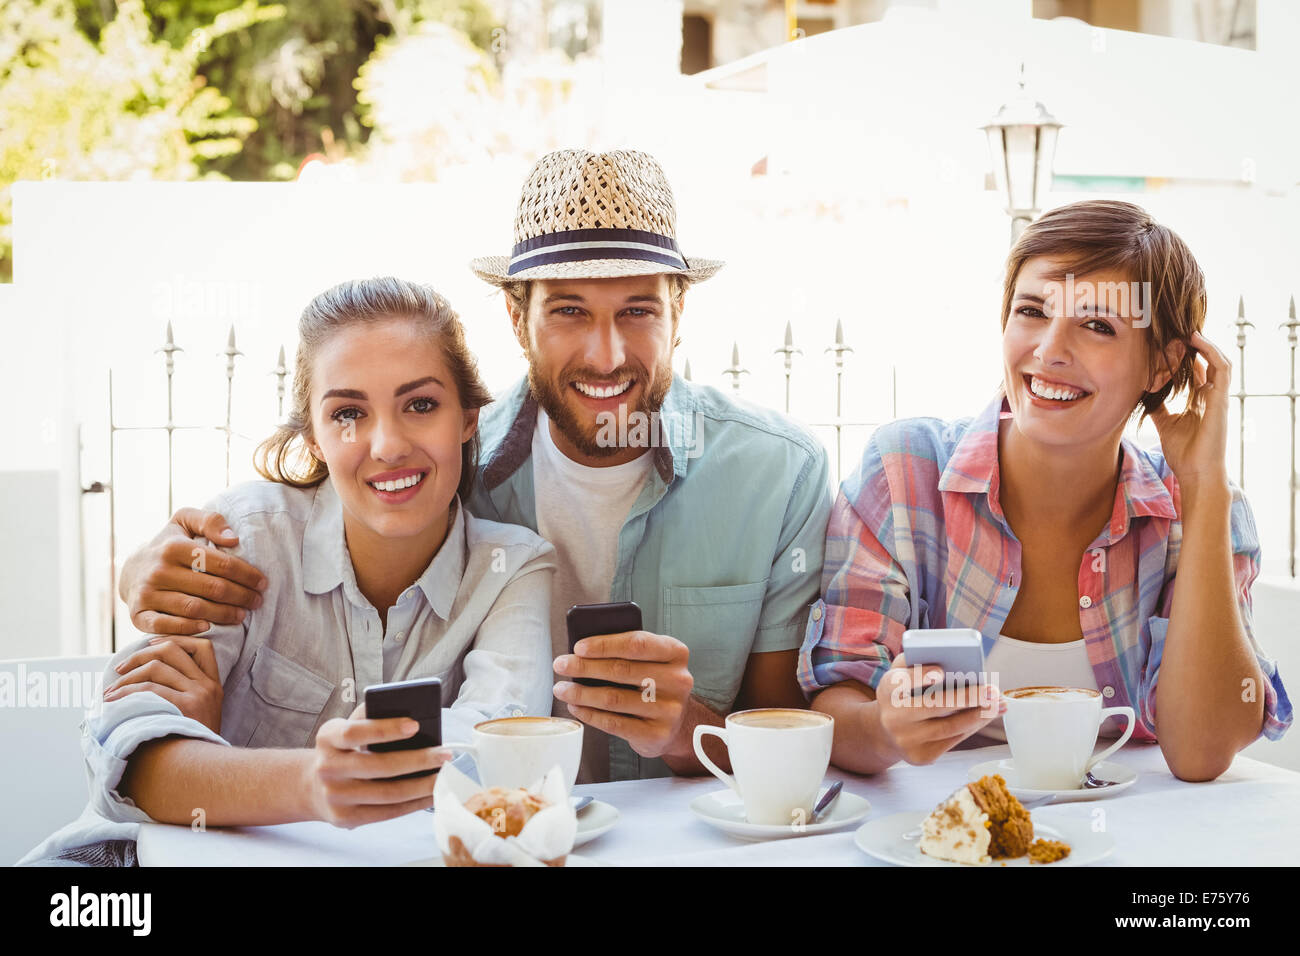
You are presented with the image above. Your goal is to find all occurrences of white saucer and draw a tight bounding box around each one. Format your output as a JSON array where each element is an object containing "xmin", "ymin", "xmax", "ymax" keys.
[
  {"xmin": 853, "ymin": 810, "xmax": 1114, "ymax": 867},
  {"xmin": 967, "ymin": 758, "xmax": 1138, "ymax": 802},
  {"xmin": 573, "ymin": 799, "xmax": 620, "ymax": 847},
  {"xmin": 689, "ymin": 786, "xmax": 871, "ymax": 841}
]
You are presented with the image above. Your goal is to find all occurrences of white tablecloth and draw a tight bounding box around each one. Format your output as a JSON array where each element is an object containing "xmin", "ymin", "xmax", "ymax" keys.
[{"xmin": 137, "ymin": 742, "xmax": 1300, "ymax": 866}]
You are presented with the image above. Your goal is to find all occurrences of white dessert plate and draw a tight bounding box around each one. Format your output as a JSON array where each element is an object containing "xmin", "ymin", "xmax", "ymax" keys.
[
  {"xmin": 404, "ymin": 853, "xmax": 606, "ymax": 867},
  {"xmin": 853, "ymin": 811, "xmax": 1113, "ymax": 867},
  {"xmin": 967, "ymin": 758, "xmax": 1138, "ymax": 802},
  {"xmin": 689, "ymin": 786, "xmax": 871, "ymax": 841},
  {"xmin": 573, "ymin": 799, "xmax": 620, "ymax": 847}
]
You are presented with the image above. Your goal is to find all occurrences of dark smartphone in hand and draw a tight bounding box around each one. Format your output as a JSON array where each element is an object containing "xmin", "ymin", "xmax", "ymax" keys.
[
  {"xmin": 566, "ymin": 601, "xmax": 642, "ymax": 689},
  {"xmin": 363, "ymin": 677, "xmax": 442, "ymax": 779}
]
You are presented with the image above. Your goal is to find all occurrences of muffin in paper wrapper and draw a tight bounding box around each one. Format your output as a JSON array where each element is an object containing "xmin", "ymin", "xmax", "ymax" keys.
[{"xmin": 433, "ymin": 764, "xmax": 576, "ymax": 866}]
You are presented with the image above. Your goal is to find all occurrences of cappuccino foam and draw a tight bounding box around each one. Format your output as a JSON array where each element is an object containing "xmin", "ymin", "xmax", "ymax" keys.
[
  {"xmin": 731, "ymin": 709, "xmax": 831, "ymax": 730},
  {"xmin": 1005, "ymin": 686, "xmax": 1099, "ymax": 702},
  {"xmin": 477, "ymin": 717, "xmax": 580, "ymax": 736}
]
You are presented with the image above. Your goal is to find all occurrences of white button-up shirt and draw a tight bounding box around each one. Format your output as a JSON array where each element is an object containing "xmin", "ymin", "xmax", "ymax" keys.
[{"xmin": 20, "ymin": 479, "xmax": 554, "ymax": 864}]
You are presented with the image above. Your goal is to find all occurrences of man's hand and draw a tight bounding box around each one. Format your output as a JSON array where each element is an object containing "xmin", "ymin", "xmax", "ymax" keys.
[
  {"xmin": 305, "ymin": 705, "xmax": 450, "ymax": 828},
  {"xmin": 552, "ymin": 631, "xmax": 696, "ymax": 760},
  {"xmin": 103, "ymin": 635, "xmax": 224, "ymax": 733},
  {"xmin": 122, "ymin": 508, "xmax": 267, "ymax": 635}
]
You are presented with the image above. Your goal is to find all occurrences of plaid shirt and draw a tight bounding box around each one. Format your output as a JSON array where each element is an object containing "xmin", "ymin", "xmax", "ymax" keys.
[{"xmin": 798, "ymin": 388, "xmax": 1292, "ymax": 743}]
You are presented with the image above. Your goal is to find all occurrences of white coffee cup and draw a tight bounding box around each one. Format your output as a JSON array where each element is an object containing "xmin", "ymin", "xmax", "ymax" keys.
[
  {"xmin": 450, "ymin": 716, "xmax": 583, "ymax": 794},
  {"xmin": 693, "ymin": 708, "xmax": 833, "ymax": 826},
  {"xmin": 1001, "ymin": 686, "xmax": 1135, "ymax": 790}
]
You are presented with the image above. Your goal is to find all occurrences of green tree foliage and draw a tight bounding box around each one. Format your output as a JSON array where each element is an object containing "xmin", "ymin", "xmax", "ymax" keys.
[
  {"xmin": 69, "ymin": 0, "xmax": 501, "ymax": 182},
  {"xmin": 1, "ymin": 0, "xmax": 501, "ymax": 279},
  {"xmin": 0, "ymin": 0, "xmax": 270, "ymax": 280}
]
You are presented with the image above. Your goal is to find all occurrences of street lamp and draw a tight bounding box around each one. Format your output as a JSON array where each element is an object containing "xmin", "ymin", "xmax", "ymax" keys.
[{"xmin": 983, "ymin": 64, "xmax": 1063, "ymax": 245}]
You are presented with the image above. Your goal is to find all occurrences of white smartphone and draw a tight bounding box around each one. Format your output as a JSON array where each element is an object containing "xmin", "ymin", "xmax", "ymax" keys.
[{"xmin": 901, "ymin": 628, "xmax": 985, "ymax": 689}]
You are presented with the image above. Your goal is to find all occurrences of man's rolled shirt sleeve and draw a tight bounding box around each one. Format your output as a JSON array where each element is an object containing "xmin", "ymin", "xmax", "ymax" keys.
[
  {"xmin": 798, "ymin": 436, "xmax": 913, "ymax": 694},
  {"xmin": 1139, "ymin": 484, "xmax": 1292, "ymax": 741},
  {"xmin": 752, "ymin": 444, "xmax": 834, "ymax": 654}
]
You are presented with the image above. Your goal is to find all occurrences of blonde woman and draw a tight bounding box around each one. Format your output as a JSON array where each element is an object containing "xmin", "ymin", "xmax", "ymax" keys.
[{"xmin": 22, "ymin": 278, "xmax": 555, "ymax": 865}]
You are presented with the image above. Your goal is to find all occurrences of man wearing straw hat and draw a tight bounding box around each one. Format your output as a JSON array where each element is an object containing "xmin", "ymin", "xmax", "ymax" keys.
[{"xmin": 116, "ymin": 149, "xmax": 832, "ymax": 783}]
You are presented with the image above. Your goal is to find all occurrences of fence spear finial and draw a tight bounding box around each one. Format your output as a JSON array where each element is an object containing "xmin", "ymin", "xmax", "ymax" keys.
[
  {"xmin": 157, "ymin": 322, "xmax": 183, "ymax": 365},
  {"xmin": 1235, "ymin": 295, "xmax": 1255, "ymax": 349},
  {"xmin": 722, "ymin": 342, "xmax": 750, "ymax": 392},
  {"xmin": 273, "ymin": 344, "xmax": 289, "ymax": 419},
  {"xmin": 774, "ymin": 321, "xmax": 802, "ymax": 412},
  {"xmin": 222, "ymin": 326, "xmax": 243, "ymax": 486},
  {"xmin": 683, "ymin": 357, "xmax": 692, "ymax": 382}
]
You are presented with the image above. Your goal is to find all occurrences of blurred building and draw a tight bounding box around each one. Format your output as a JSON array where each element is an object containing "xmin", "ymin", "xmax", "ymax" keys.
[{"xmin": 492, "ymin": 1, "xmax": 1259, "ymax": 75}]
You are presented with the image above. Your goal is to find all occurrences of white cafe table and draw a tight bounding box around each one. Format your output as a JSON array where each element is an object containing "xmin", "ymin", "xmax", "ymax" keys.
[{"xmin": 137, "ymin": 742, "xmax": 1300, "ymax": 866}]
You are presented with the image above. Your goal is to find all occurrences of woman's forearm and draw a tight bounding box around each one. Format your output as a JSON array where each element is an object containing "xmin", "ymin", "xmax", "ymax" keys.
[
  {"xmin": 814, "ymin": 684, "xmax": 903, "ymax": 775},
  {"xmin": 120, "ymin": 737, "xmax": 316, "ymax": 826},
  {"xmin": 1156, "ymin": 480, "xmax": 1266, "ymax": 780}
]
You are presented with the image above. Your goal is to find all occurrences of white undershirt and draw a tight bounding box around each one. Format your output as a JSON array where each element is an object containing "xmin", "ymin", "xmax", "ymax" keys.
[
  {"xmin": 531, "ymin": 409, "xmax": 653, "ymax": 781},
  {"xmin": 977, "ymin": 634, "xmax": 1102, "ymax": 742}
]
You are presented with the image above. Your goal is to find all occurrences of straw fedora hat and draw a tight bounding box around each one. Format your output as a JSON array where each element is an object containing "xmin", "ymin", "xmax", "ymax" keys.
[{"xmin": 471, "ymin": 149, "xmax": 724, "ymax": 285}]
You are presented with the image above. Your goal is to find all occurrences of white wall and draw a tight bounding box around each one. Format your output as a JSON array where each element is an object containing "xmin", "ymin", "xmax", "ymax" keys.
[{"xmin": 0, "ymin": 282, "xmax": 83, "ymax": 658}]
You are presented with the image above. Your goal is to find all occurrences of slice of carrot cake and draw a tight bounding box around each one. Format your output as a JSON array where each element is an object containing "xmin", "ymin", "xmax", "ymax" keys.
[{"xmin": 919, "ymin": 774, "xmax": 1037, "ymax": 865}]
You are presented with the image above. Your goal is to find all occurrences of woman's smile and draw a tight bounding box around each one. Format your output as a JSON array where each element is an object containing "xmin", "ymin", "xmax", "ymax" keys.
[
  {"xmin": 364, "ymin": 467, "xmax": 429, "ymax": 503},
  {"xmin": 1021, "ymin": 372, "xmax": 1093, "ymax": 409}
]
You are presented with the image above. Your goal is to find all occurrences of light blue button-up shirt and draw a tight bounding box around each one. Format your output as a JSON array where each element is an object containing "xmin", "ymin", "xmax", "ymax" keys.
[{"xmin": 467, "ymin": 374, "xmax": 833, "ymax": 781}]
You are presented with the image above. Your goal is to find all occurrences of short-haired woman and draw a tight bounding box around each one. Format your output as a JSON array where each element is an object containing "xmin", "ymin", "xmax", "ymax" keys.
[{"xmin": 800, "ymin": 201, "xmax": 1291, "ymax": 781}]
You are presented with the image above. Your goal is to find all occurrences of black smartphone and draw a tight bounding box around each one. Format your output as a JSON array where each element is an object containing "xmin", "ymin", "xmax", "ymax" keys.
[
  {"xmin": 363, "ymin": 677, "xmax": 442, "ymax": 779},
  {"xmin": 565, "ymin": 601, "xmax": 642, "ymax": 689}
]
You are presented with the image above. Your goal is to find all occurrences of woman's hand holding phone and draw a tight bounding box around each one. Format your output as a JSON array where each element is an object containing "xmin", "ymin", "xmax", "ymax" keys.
[
  {"xmin": 304, "ymin": 705, "xmax": 451, "ymax": 828},
  {"xmin": 875, "ymin": 653, "xmax": 1004, "ymax": 765}
]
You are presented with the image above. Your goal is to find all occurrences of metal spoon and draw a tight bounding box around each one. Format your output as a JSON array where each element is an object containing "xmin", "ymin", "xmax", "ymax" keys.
[
  {"xmin": 811, "ymin": 781, "xmax": 843, "ymax": 822},
  {"xmin": 902, "ymin": 793, "xmax": 1055, "ymax": 841},
  {"xmin": 1082, "ymin": 771, "xmax": 1117, "ymax": 789}
]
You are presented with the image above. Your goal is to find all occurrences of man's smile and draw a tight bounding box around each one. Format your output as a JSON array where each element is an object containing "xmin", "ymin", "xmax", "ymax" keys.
[{"xmin": 572, "ymin": 379, "xmax": 634, "ymax": 400}]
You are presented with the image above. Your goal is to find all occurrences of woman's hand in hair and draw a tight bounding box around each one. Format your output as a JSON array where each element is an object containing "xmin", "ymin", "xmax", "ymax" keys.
[
  {"xmin": 1148, "ymin": 331, "xmax": 1232, "ymax": 497},
  {"xmin": 102, "ymin": 635, "xmax": 224, "ymax": 733},
  {"xmin": 121, "ymin": 508, "xmax": 268, "ymax": 635}
]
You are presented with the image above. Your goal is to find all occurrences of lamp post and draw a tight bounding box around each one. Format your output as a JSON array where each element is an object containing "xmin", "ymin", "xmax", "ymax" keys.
[{"xmin": 982, "ymin": 64, "xmax": 1063, "ymax": 245}]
